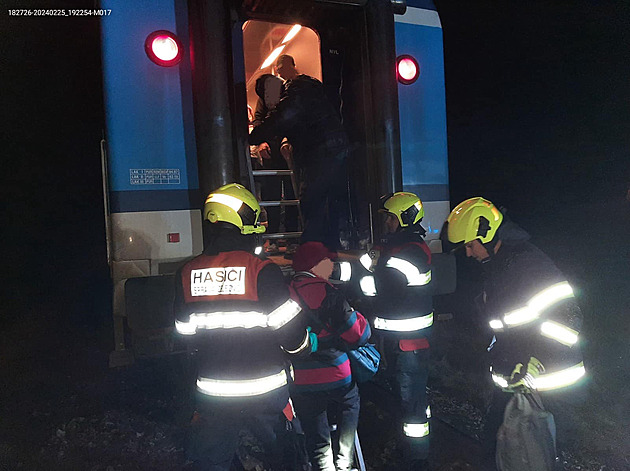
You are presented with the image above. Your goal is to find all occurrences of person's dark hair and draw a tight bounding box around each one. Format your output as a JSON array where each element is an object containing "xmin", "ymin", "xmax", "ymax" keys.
[{"xmin": 276, "ymin": 54, "xmax": 295, "ymax": 67}]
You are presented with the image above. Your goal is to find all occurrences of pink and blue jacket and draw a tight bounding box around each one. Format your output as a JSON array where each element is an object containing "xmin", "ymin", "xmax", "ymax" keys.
[{"xmin": 290, "ymin": 272, "xmax": 371, "ymax": 393}]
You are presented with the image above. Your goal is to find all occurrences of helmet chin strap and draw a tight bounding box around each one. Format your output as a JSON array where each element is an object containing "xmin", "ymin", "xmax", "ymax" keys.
[
  {"xmin": 406, "ymin": 222, "xmax": 426, "ymax": 237},
  {"xmin": 475, "ymin": 215, "xmax": 498, "ymax": 263},
  {"xmin": 481, "ymin": 237, "xmax": 499, "ymax": 263},
  {"xmin": 384, "ymin": 222, "xmax": 425, "ymax": 244}
]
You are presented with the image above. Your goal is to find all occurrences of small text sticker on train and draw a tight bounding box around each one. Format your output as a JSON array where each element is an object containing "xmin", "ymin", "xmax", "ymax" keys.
[
  {"xmin": 191, "ymin": 267, "xmax": 247, "ymax": 296},
  {"xmin": 130, "ymin": 168, "xmax": 180, "ymax": 185}
]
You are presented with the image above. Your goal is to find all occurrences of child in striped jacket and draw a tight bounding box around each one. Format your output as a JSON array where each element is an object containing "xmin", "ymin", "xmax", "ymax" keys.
[{"xmin": 290, "ymin": 241, "xmax": 371, "ymax": 471}]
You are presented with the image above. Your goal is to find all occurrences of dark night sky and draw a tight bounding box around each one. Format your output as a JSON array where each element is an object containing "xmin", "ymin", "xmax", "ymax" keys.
[
  {"xmin": 2, "ymin": 0, "xmax": 629, "ymax": 328},
  {"xmin": 436, "ymin": 0, "xmax": 630, "ymax": 210}
]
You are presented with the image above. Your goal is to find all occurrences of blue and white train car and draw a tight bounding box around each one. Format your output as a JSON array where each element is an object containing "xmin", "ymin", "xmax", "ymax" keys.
[
  {"xmin": 100, "ymin": 0, "xmax": 452, "ymax": 365},
  {"xmin": 396, "ymin": 0, "xmax": 450, "ymax": 244}
]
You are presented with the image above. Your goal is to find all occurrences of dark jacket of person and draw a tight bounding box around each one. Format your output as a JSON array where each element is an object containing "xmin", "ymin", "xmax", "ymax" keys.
[
  {"xmin": 291, "ymin": 273, "xmax": 371, "ymax": 393},
  {"xmin": 481, "ymin": 221, "xmax": 584, "ymax": 384},
  {"xmin": 173, "ymin": 228, "xmax": 310, "ymax": 393},
  {"xmin": 251, "ymin": 74, "xmax": 287, "ymax": 170},
  {"xmin": 249, "ymin": 74, "xmax": 348, "ymax": 168},
  {"xmin": 252, "ymin": 73, "xmax": 283, "ymax": 127}
]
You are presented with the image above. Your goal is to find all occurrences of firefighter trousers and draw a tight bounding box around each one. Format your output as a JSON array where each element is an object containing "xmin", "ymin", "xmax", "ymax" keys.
[
  {"xmin": 186, "ymin": 387, "xmax": 289, "ymax": 471},
  {"xmin": 380, "ymin": 341, "xmax": 430, "ymax": 462}
]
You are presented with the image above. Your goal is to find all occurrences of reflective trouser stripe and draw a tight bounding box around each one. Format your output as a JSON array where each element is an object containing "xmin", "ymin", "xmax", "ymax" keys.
[
  {"xmin": 403, "ymin": 422, "xmax": 430, "ymax": 438},
  {"xmin": 373, "ymin": 312, "xmax": 434, "ymax": 332},
  {"xmin": 196, "ymin": 367, "xmax": 293, "ymax": 397}
]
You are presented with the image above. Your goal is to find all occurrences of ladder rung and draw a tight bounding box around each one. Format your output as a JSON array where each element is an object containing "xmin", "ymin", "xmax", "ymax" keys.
[
  {"xmin": 260, "ymin": 200, "xmax": 300, "ymax": 207},
  {"xmin": 263, "ymin": 232, "xmax": 302, "ymax": 240},
  {"xmin": 252, "ymin": 170, "xmax": 294, "ymax": 177}
]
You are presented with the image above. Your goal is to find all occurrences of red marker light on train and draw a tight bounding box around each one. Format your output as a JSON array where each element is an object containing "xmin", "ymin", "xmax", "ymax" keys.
[
  {"xmin": 396, "ymin": 55, "xmax": 420, "ymax": 85},
  {"xmin": 145, "ymin": 30, "xmax": 183, "ymax": 67}
]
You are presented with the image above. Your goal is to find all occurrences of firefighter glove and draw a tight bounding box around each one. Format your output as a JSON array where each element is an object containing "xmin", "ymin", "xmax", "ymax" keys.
[{"xmin": 506, "ymin": 356, "xmax": 545, "ymax": 392}]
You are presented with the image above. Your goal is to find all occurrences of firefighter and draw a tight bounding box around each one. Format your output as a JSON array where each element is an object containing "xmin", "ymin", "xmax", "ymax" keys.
[
  {"xmin": 174, "ymin": 183, "xmax": 314, "ymax": 471},
  {"xmin": 445, "ymin": 197, "xmax": 585, "ymax": 467},
  {"xmin": 358, "ymin": 192, "xmax": 434, "ymax": 470}
]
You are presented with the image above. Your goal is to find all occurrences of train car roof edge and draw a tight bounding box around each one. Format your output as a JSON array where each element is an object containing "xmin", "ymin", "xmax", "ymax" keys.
[{"xmin": 403, "ymin": 0, "xmax": 437, "ymax": 11}]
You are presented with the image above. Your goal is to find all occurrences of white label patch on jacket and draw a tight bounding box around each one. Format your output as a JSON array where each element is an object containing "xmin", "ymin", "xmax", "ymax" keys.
[{"xmin": 191, "ymin": 267, "xmax": 247, "ymax": 296}]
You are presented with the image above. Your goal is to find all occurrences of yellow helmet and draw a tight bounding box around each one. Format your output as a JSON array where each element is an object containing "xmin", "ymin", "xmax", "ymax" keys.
[
  {"xmin": 203, "ymin": 183, "xmax": 266, "ymax": 235},
  {"xmin": 446, "ymin": 197, "xmax": 503, "ymax": 245},
  {"xmin": 379, "ymin": 192, "xmax": 425, "ymax": 228}
]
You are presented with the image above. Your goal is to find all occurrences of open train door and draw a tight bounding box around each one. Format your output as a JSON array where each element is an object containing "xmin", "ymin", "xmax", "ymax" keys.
[{"xmin": 190, "ymin": 0, "xmax": 408, "ymax": 245}]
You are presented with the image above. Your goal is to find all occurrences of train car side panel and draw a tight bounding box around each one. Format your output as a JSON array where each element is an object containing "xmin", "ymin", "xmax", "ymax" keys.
[{"xmin": 395, "ymin": 5, "xmax": 449, "ymax": 242}]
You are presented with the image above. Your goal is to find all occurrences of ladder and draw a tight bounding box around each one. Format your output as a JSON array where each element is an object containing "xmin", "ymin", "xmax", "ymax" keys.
[{"xmin": 251, "ymin": 166, "xmax": 304, "ymax": 242}]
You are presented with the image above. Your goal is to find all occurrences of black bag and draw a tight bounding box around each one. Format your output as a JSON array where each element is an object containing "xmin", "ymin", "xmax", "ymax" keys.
[
  {"xmin": 496, "ymin": 392, "xmax": 558, "ymax": 471},
  {"xmin": 347, "ymin": 343, "xmax": 381, "ymax": 383}
]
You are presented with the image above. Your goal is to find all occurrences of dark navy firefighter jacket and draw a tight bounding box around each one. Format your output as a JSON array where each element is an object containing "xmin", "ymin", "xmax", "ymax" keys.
[{"xmin": 360, "ymin": 228, "xmax": 434, "ymax": 351}]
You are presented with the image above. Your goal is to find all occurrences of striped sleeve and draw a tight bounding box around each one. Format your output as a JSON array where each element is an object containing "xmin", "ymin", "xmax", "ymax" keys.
[{"xmin": 337, "ymin": 309, "xmax": 371, "ymax": 348}]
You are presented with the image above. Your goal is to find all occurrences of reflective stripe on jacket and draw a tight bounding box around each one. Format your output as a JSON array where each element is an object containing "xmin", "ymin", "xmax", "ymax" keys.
[
  {"xmin": 369, "ymin": 235, "xmax": 434, "ymax": 348},
  {"xmin": 174, "ymin": 250, "xmax": 309, "ymax": 397},
  {"xmin": 482, "ymin": 241, "xmax": 584, "ymax": 390}
]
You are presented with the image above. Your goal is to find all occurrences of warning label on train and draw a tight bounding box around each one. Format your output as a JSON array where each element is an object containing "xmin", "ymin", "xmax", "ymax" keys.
[
  {"xmin": 130, "ymin": 169, "xmax": 180, "ymax": 185},
  {"xmin": 190, "ymin": 267, "xmax": 246, "ymax": 296}
]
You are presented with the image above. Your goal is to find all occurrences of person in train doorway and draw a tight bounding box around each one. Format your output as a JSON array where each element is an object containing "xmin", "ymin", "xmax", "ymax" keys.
[
  {"xmin": 357, "ymin": 192, "xmax": 434, "ymax": 470},
  {"xmin": 249, "ymin": 54, "xmax": 350, "ymax": 250},
  {"xmin": 444, "ymin": 197, "xmax": 586, "ymax": 469},
  {"xmin": 290, "ymin": 241, "xmax": 372, "ymax": 471},
  {"xmin": 173, "ymin": 183, "xmax": 315, "ymax": 471},
  {"xmin": 250, "ymin": 73, "xmax": 300, "ymax": 254}
]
